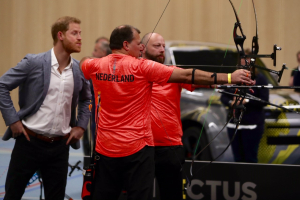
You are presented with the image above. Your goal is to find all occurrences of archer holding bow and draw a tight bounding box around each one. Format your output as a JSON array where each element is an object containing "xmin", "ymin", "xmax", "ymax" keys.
[{"xmin": 80, "ymin": 25, "xmax": 254, "ymax": 200}]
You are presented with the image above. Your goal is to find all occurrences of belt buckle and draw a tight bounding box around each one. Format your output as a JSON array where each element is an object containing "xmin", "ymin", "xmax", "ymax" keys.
[{"xmin": 47, "ymin": 136, "xmax": 54, "ymax": 143}]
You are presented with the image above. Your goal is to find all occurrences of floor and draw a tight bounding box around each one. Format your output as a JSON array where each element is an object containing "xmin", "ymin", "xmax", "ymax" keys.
[{"xmin": 0, "ymin": 138, "xmax": 85, "ymax": 200}]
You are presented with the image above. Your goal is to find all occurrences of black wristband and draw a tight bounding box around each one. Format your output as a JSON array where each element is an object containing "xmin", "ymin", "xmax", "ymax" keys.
[
  {"xmin": 192, "ymin": 68, "xmax": 196, "ymax": 84},
  {"xmin": 211, "ymin": 73, "xmax": 217, "ymax": 84}
]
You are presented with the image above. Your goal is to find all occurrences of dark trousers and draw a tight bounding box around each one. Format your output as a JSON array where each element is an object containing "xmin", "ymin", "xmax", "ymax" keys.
[
  {"xmin": 155, "ymin": 146, "xmax": 185, "ymax": 200},
  {"xmin": 228, "ymin": 122, "xmax": 264, "ymax": 163},
  {"xmin": 92, "ymin": 146, "xmax": 155, "ymax": 200},
  {"xmin": 4, "ymin": 134, "xmax": 70, "ymax": 200}
]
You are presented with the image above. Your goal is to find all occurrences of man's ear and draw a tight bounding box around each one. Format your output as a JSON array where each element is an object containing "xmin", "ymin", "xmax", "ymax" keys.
[
  {"xmin": 123, "ymin": 41, "xmax": 129, "ymax": 51},
  {"xmin": 57, "ymin": 31, "xmax": 64, "ymax": 41},
  {"xmin": 141, "ymin": 44, "xmax": 146, "ymax": 53}
]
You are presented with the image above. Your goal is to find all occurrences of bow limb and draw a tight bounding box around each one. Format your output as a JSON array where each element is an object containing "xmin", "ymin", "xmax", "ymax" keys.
[
  {"xmin": 251, "ymin": 0, "xmax": 259, "ymax": 56},
  {"xmin": 250, "ymin": 0, "xmax": 259, "ymax": 80},
  {"xmin": 229, "ymin": 0, "xmax": 247, "ymax": 60}
]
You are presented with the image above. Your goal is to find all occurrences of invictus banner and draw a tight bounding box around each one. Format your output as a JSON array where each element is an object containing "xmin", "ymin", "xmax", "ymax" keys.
[{"xmin": 181, "ymin": 161, "xmax": 300, "ymax": 200}]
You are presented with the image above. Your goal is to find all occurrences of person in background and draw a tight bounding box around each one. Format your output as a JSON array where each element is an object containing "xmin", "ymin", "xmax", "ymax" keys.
[
  {"xmin": 95, "ymin": 36, "xmax": 109, "ymax": 44},
  {"xmin": 289, "ymin": 51, "xmax": 300, "ymax": 93},
  {"xmin": 92, "ymin": 37, "xmax": 111, "ymax": 58},
  {"xmin": 220, "ymin": 49, "xmax": 269, "ymax": 163},
  {"xmin": 0, "ymin": 16, "xmax": 91, "ymax": 199},
  {"xmin": 83, "ymin": 37, "xmax": 111, "ymax": 157}
]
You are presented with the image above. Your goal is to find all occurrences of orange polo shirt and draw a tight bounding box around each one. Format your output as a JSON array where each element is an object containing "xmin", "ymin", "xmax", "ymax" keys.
[
  {"xmin": 151, "ymin": 66, "xmax": 194, "ymax": 146},
  {"xmin": 81, "ymin": 54, "xmax": 174, "ymax": 157}
]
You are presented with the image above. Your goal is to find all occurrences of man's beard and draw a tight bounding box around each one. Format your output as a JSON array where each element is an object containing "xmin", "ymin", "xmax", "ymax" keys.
[
  {"xmin": 62, "ymin": 39, "xmax": 81, "ymax": 54},
  {"xmin": 145, "ymin": 51, "xmax": 165, "ymax": 64}
]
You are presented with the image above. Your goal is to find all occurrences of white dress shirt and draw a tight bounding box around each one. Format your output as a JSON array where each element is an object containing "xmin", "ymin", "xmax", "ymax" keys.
[{"xmin": 22, "ymin": 48, "xmax": 74, "ymax": 137}]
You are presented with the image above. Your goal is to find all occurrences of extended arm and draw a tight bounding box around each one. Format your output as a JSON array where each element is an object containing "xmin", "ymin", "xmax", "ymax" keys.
[
  {"xmin": 79, "ymin": 56, "xmax": 94, "ymax": 72},
  {"xmin": 168, "ymin": 68, "xmax": 254, "ymax": 85}
]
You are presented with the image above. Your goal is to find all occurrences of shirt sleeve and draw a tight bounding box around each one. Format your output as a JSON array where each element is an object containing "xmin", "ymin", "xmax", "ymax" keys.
[
  {"xmin": 139, "ymin": 59, "xmax": 174, "ymax": 85},
  {"xmin": 81, "ymin": 58, "xmax": 98, "ymax": 80},
  {"xmin": 181, "ymin": 83, "xmax": 195, "ymax": 91}
]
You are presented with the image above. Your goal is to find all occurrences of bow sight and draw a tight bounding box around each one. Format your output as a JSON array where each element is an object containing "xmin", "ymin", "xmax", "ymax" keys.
[
  {"xmin": 238, "ymin": 44, "xmax": 285, "ymax": 82},
  {"xmin": 246, "ymin": 44, "xmax": 282, "ymax": 67}
]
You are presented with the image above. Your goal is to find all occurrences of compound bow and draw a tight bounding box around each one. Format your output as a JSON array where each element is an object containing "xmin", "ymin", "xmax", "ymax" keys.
[
  {"xmin": 146, "ymin": 0, "xmax": 300, "ymax": 188},
  {"xmin": 190, "ymin": 0, "xmax": 300, "ymax": 179}
]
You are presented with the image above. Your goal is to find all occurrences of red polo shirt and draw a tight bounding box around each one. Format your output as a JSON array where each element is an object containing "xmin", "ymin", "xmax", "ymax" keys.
[
  {"xmin": 81, "ymin": 54, "xmax": 174, "ymax": 157},
  {"xmin": 151, "ymin": 66, "xmax": 194, "ymax": 146}
]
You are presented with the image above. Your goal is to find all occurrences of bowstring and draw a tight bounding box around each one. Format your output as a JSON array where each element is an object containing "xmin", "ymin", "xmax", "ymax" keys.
[{"xmin": 144, "ymin": 0, "xmax": 171, "ymax": 48}]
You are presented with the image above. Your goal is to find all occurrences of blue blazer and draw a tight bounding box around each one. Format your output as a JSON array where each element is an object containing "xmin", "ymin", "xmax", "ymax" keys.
[{"xmin": 0, "ymin": 50, "xmax": 92, "ymax": 149}]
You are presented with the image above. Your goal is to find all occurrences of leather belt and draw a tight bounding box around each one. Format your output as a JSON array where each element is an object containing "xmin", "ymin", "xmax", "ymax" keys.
[{"xmin": 24, "ymin": 126, "xmax": 70, "ymax": 143}]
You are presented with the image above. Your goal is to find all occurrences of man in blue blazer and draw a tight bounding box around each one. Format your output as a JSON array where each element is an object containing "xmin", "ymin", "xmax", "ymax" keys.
[{"xmin": 0, "ymin": 16, "xmax": 91, "ymax": 200}]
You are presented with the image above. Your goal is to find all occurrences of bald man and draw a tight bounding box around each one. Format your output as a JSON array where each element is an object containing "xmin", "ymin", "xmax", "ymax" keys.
[
  {"xmin": 142, "ymin": 33, "xmax": 194, "ymax": 200},
  {"xmin": 142, "ymin": 32, "xmax": 200, "ymax": 200}
]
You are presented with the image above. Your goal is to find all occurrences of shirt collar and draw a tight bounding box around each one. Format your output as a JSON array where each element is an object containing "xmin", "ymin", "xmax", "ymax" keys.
[{"xmin": 51, "ymin": 48, "xmax": 73, "ymax": 69}]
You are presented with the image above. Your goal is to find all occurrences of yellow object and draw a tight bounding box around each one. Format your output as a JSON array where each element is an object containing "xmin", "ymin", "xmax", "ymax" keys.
[
  {"xmin": 258, "ymin": 112, "xmax": 290, "ymax": 163},
  {"xmin": 271, "ymin": 129, "xmax": 300, "ymax": 164},
  {"xmin": 88, "ymin": 100, "xmax": 92, "ymax": 112},
  {"xmin": 182, "ymin": 179, "xmax": 186, "ymax": 199},
  {"xmin": 228, "ymin": 73, "xmax": 231, "ymax": 84}
]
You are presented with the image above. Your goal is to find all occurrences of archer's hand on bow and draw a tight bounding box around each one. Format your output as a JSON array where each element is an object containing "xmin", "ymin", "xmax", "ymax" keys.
[
  {"xmin": 230, "ymin": 97, "xmax": 248, "ymax": 107},
  {"xmin": 231, "ymin": 69, "xmax": 255, "ymax": 85}
]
